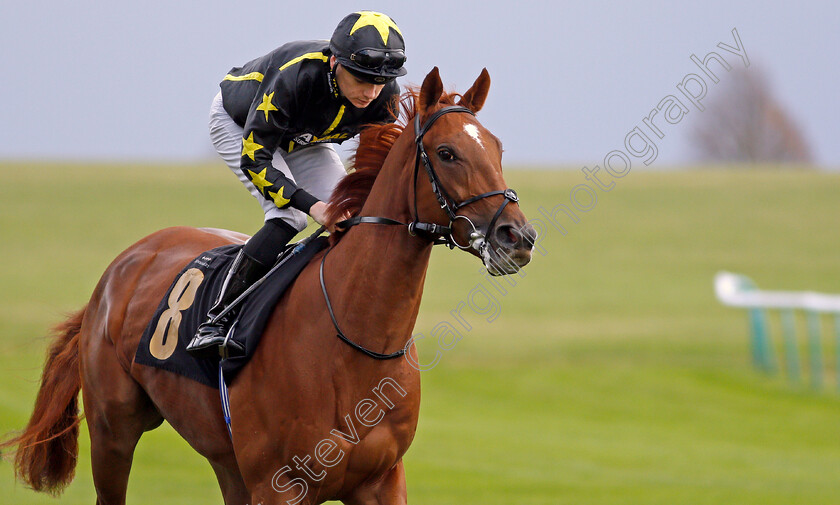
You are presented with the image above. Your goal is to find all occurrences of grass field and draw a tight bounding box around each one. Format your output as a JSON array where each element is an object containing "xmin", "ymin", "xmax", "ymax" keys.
[{"xmin": 1, "ymin": 162, "xmax": 839, "ymax": 504}]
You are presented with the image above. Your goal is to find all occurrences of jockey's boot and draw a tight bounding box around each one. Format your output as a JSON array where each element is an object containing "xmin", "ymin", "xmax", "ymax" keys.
[{"xmin": 187, "ymin": 250, "xmax": 268, "ymax": 358}]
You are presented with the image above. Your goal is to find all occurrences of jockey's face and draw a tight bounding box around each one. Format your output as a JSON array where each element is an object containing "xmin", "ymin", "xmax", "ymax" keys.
[{"xmin": 332, "ymin": 57, "xmax": 386, "ymax": 109}]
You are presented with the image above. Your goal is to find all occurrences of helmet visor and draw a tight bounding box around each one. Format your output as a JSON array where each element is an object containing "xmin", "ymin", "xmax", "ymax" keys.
[{"xmin": 343, "ymin": 65, "xmax": 394, "ymax": 84}]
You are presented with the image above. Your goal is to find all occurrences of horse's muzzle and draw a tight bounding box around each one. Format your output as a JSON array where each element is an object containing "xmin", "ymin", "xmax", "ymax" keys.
[{"xmin": 480, "ymin": 222, "xmax": 536, "ymax": 276}]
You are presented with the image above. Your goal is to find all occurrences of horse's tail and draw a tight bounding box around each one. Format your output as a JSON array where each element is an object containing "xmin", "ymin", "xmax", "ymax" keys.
[{"xmin": 1, "ymin": 305, "xmax": 86, "ymax": 495}]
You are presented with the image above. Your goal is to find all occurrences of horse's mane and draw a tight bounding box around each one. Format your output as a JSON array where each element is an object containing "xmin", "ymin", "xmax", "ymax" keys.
[{"xmin": 325, "ymin": 88, "xmax": 461, "ymax": 242}]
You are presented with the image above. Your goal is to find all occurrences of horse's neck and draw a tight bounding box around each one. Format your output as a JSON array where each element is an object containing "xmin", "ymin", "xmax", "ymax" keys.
[{"xmin": 325, "ymin": 148, "xmax": 433, "ymax": 353}]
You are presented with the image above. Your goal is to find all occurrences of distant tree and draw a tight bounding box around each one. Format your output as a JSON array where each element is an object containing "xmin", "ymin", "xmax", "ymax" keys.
[{"xmin": 691, "ymin": 67, "xmax": 812, "ymax": 164}]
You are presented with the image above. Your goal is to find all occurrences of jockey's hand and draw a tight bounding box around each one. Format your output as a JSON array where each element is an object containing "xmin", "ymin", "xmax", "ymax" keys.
[{"xmin": 310, "ymin": 201, "xmax": 351, "ymax": 233}]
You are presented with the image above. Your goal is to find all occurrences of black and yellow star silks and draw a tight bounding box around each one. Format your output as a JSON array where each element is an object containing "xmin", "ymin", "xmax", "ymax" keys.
[
  {"xmin": 248, "ymin": 168, "xmax": 291, "ymax": 209},
  {"xmin": 246, "ymin": 168, "xmax": 273, "ymax": 193},
  {"xmin": 269, "ymin": 187, "xmax": 291, "ymax": 207},
  {"xmin": 218, "ymin": 40, "xmax": 401, "ymax": 212},
  {"xmin": 256, "ymin": 92, "xmax": 278, "ymax": 121},
  {"xmin": 241, "ymin": 133, "xmax": 263, "ymax": 161},
  {"xmin": 246, "ymin": 169, "xmax": 291, "ymax": 208}
]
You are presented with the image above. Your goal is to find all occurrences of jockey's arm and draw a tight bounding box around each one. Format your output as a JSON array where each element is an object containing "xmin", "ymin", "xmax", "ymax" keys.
[{"xmin": 237, "ymin": 78, "xmax": 321, "ymax": 217}]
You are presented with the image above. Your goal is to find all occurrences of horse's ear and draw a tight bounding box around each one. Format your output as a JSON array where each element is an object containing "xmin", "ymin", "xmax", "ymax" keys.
[
  {"xmin": 457, "ymin": 68, "xmax": 491, "ymax": 113},
  {"xmin": 419, "ymin": 67, "xmax": 444, "ymax": 113}
]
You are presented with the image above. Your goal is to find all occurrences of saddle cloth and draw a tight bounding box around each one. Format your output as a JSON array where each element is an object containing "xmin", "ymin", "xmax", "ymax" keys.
[{"xmin": 133, "ymin": 236, "xmax": 329, "ymax": 387}]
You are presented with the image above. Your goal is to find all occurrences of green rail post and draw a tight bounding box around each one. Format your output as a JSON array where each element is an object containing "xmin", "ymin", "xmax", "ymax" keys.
[
  {"xmin": 835, "ymin": 314, "xmax": 840, "ymax": 391},
  {"xmin": 780, "ymin": 309, "xmax": 800, "ymax": 385},
  {"xmin": 748, "ymin": 308, "xmax": 775, "ymax": 372},
  {"xmin": 806, "ymin": 311, "xmax": 823, "ymax": 389}
]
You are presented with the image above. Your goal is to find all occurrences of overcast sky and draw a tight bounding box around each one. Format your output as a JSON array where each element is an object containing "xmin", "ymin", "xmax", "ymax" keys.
[{"xmin": 1, "ymin": 0, "xmax": 837, "ymax": 167}]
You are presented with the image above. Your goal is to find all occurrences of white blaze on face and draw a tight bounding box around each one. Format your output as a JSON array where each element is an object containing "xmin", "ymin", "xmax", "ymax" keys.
[{"xmin": 463, "ymin": 124, "xmax": 484, "ymax": 148}]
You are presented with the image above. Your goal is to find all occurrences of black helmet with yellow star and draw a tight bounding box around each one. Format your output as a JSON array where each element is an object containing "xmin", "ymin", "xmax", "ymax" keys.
[{"xmin": 330, "ymin": 11, "xmax": 407, "ymax": 84}]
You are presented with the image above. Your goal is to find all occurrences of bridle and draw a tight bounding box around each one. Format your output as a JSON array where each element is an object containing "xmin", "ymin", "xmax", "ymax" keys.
[
  {"xmin": 337, "ymin": 105, "xmax": 519, "ymax": 252},
  {"xmin": 320, "ymin": 105, "xmax": 520, "ymax": 360},
  {"xmin": 411, "ymin": 106, "xmax": 520, "ymax": 252}
]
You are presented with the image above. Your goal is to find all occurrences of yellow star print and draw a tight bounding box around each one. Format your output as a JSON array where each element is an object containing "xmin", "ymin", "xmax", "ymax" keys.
[
  {"xmin": 247, "ymin": 168, "xmax": 273, "ymax": 192},
  {"xmin": 241, "ymin": 132, "xmax": 264, "ymax": 161},
  {"xmin": 269, "ymin": 187, "xmax": 291, "ymax": 208},
  {"xmin": 350, "ymin": 11, "xmax": 402, "ymax": 45},
  {"xmin": 256, "ymin": 92, "xmax": 278, "ymax": 122}
]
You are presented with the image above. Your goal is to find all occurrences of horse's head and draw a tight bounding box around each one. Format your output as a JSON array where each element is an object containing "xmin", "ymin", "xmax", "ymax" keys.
[{"xmin": 411, "ymin": 67, "xmax": 535, "ymax": 274}]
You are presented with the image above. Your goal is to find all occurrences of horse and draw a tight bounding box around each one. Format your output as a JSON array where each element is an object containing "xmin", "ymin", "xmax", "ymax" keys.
[{"xmin": 2, "ymin": 67, "xmax": 536, "ymax": 505}]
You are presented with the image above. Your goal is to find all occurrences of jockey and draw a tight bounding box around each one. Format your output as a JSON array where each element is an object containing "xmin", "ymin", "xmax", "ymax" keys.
[{"xmin": 187, "ymin": 11, "xmax": 407, "ymax": 356}]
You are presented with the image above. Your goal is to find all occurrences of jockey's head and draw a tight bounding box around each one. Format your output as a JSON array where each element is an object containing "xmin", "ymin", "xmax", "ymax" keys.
[{"xmin": 329, "ymin": 11, "xmax": 407, "ymax": 86}]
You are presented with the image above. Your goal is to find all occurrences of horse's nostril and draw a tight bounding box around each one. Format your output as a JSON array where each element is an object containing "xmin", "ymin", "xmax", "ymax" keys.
[
  {"xmin": 494, "ymin": 225, "xmax": 519, "ymax": 248},
  {"xmin": 493, "ymin": 223, "xmax": 537, "ymax": 251}
]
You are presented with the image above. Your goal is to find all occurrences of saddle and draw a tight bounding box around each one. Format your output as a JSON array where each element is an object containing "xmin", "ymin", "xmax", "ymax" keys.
[{"xmin": 133, "ymin": 233, "xmax": 329, "ymax": 387}]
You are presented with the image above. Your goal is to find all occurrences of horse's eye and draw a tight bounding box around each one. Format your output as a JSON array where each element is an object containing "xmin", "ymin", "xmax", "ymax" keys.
[{"xmin": 437, "ymin": 148, "xmax": 456, "ymax": 162}]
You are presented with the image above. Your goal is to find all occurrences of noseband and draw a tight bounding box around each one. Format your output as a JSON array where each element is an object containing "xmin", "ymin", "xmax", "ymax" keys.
[
  {"xmin": 322, "ymin": 106, "xmax": 520, "ymax": 360},
  {"xmin": 338, "ymin": 105, "xmax": 519, "ymax": 252}
]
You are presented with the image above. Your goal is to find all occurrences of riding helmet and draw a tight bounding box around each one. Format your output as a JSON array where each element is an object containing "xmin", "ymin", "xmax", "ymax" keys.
[{"xmin": 330, "ymin": 11, "xmax": 407, "ymax": 83}]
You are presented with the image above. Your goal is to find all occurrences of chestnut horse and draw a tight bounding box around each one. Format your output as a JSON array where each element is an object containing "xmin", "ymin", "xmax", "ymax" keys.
[{"xmin": 3, "ymin": 68, "xmax": 535, "ymax": 504}]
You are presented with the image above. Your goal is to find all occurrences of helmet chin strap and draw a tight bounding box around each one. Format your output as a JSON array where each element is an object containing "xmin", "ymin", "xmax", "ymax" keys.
[{"xmin": 327, "ymin": 59, "xmax": 341, "ymax": 99}]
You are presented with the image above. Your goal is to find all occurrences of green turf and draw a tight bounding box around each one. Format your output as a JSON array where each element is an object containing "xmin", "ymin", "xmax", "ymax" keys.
[{"xmin": 1, "ymin": 162, "xmax": 839, "ymax": 504}]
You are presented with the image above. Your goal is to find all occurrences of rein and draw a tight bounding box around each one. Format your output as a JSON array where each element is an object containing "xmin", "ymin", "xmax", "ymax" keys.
[
  {"xmin": 321, "ymin": 105, "xmax": 519, "ymax": 360},
  {"xmin": 319, "ymin": 247, "xmax": 404, "ymax": 359}
]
